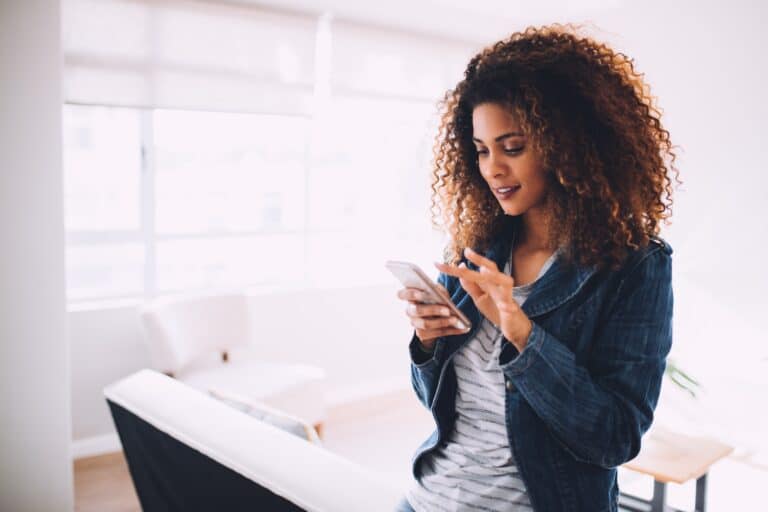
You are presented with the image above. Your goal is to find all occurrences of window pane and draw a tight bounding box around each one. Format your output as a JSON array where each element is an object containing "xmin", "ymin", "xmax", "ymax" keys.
[
  {"xmin": 156, "ymin": 234, "xmax": 304, "ymax": 292},
  {"xmin": 62, "ymin": 104, "xmax": 142, "ymax": 231},
  {"xmin": 308, "ymin": 96, "xmax": 438, "ymax": 234},
  {"xmin": 66, "ymin": 243, "xmax": 145, "ymax": 300},
  {"xmin": 154, "ymin": 109, "xmax": 308, "ymax": 234}
]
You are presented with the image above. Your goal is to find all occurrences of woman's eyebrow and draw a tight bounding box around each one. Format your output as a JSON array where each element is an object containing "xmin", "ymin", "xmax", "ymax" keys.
[{"xmin": 472, "ymin": 131, "xmax": 525, "ymax": 143}]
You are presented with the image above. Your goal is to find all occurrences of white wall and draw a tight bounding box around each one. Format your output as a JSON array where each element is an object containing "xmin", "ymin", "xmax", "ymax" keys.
[
  {"xmin": 0, "ymin": 1, "xmax": 74, "ymax": 510},
  {"xmin": 584, "ymin": 2, "xmax": 768, "ymax": 380},
  {"xmin": 543, "ymin": 1, "xmax": 768, "ymax": 450},
  {"xmin": 70, "ymin": 1, "xmax": 768, "ymax": 454}
]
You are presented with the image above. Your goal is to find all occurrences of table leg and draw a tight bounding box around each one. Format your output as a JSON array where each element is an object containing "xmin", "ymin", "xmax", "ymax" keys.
[
  {"xmin": 651, "ymin": 480, "xmax": 667, "ymax": 512},
  {"xmin": 695, "ymin": 473, "xmax": 708, "ymax": 512},
  {"xmin": 619, "ymin": 475, "xmax": 709, "ymax": 512}
]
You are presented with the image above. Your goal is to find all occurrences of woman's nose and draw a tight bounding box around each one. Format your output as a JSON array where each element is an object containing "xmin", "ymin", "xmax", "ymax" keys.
[{"xmin": 486, "ymin": 151, "xmax": 509, "ymax": 177}]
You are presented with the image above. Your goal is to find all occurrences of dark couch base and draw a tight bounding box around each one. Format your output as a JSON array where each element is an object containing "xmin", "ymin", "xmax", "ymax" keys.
[{"xmin": 108, "ymin": 400, "xmax": 307, "ymax": 512}]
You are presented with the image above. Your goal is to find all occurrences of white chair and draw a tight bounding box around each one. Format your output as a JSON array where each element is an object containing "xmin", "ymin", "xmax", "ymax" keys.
[{"xmin": 138, "ymin": 291, "xmax": 328, "ymax": 437}]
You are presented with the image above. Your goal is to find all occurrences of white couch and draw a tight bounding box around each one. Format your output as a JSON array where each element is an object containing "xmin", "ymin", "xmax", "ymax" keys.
[{"xmin": 104, "ymin": 369, "xmax": 404, "ymax": 512}]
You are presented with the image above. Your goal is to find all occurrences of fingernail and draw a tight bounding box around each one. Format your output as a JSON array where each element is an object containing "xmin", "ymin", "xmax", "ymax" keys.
[{"xmin": 441, "ymin": 308, "xmax": 450, "ymax": 315}]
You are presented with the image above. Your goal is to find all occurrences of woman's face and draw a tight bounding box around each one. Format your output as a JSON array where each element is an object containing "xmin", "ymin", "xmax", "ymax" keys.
[{"xmin": 471, "ymin": 102, "xmax": 549, "ymax": 217}]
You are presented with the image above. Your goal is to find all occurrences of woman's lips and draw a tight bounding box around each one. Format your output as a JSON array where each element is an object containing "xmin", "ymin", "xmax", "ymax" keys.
[{"xmin": 494, "ymin": 185, "xmax": 521, "ymax": 199}]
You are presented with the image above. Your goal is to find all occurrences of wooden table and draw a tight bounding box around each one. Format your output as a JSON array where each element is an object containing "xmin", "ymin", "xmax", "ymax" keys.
[{"xmin": 618, "ymin": 426, "xmax": 733, "ymax": 512}]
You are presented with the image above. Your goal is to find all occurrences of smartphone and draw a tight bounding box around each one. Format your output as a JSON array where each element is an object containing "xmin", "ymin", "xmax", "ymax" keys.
[{"xmin": 385, "ymin": 260, "xmax": 472, "ymax": 329}]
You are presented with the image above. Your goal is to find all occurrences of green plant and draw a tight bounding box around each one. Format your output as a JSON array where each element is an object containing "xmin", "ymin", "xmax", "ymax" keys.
[{"xmin": 665, "ymin": 357, "xmax": 701, "ymax": 398}]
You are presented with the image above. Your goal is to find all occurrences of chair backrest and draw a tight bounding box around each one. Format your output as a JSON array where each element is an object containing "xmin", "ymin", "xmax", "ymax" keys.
[{"xmin": 138, "ymin": 292, "xmax": 251, "ymax": 374}]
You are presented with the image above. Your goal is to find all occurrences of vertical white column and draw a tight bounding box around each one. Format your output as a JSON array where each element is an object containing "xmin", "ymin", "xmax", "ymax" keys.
[{"xmin": 0, "ymin": 1, "xmax": 73, "ymax": 511}]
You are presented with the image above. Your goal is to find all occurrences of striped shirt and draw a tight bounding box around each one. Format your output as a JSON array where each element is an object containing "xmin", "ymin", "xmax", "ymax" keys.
[{"xmin": 406, "ymin": 248, "xmax": 558, "ymax": 512}]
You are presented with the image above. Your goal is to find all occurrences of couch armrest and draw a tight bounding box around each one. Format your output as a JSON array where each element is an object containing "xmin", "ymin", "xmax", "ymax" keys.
[{"xmin": 104, "ymin": 369, "xmax": 404, "ymax": 512}]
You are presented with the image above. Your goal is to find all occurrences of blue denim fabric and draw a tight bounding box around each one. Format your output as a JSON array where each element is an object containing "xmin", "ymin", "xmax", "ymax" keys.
[
  {"xmin": 407, "ymin": 220, "xmax": 673, "ymax": 512},
  {"xmin": 394, "ymin": 496, "xmax": 416, "ymax": 512}
]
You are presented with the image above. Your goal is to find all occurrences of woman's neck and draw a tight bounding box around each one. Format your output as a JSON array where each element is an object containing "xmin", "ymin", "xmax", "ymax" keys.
[{"xmin": 517, "ymin": 207, "xmax": 552, "ymax": 252}]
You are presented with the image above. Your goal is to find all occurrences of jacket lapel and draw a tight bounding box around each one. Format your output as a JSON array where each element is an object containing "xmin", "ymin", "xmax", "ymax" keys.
[
  {"xmin": 460, "ymin": 216, "xmax": 598, "ymax": 320},
  {"xmin": 519, "ymin": 255, "xmax": 597, "ymax": 318}
]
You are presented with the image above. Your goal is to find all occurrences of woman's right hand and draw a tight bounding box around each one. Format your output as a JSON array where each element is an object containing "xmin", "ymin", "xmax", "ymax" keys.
[{"xmin": 396, "ymin": 286, "xmax": 471, "ymax": 351}]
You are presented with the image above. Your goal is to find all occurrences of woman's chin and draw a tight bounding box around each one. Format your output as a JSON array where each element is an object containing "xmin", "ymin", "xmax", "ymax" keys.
[{"xmin": 500, "ymin": 204, "xmax": 526, "ymax": 216}]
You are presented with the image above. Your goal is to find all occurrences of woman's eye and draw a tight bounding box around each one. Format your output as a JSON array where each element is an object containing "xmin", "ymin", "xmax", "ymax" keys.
[{"xmin": 474, "ymin": 147, "xmax": 524, "ymax": 156}]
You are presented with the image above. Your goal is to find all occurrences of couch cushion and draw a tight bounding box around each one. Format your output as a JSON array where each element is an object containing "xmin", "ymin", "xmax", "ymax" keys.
[
  {"xmin": 209, "ymin": 387, "xmax": 323, "ymax": 446},
  {"xmin": 178, "ymin": 358, "xmax": 327, "ymax": 425}
]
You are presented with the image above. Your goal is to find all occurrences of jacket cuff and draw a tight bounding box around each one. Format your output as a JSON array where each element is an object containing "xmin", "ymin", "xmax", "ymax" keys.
[
  {"xmin": 498, "ymin": 321, "xmax": 546, "ymax": 374},
  {"xmin": 409, "ymin": 331, "xmax": 439, "ymax": 366}
]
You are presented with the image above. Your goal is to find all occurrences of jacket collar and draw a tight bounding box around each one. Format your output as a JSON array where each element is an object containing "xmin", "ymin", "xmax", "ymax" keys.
[{"xmin": 461, "ymin": 216, "xmax": 598, "ymax": 319}]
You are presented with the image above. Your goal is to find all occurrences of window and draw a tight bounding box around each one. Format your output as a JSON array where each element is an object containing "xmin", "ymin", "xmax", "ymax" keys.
[
  {"xmin": 62, "ymin": 3, "xmax": 475, "ymax": 304},
  {"xmin": 153, "ymin": 109, "xmax": 309, "ymax": 293},
  {"xmin": 63, "ymin": 105, "xmax": 144, "ymax": 300},
  {"xmin": 63, "ymin": 101, "xmax": 444, "ymax": 301}
]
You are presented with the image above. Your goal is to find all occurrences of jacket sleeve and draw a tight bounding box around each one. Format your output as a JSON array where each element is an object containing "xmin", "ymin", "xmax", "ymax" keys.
[
  {"xmin": 499, "ymin": 247, "xmax": 673, "ymax": 468},
  {"xmin": 408, "ymin": 270, "xmax": 454, "ymax": 410}
]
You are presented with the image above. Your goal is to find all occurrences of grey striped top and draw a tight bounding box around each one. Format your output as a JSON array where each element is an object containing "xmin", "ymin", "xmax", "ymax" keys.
[{"xmin": 405, "ymin": 247, "xmax": 558, "ymax": 512}]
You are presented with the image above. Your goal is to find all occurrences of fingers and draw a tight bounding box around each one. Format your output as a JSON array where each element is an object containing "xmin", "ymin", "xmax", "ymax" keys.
[
  {"xmin": 405, "ymin": 303, "xmax": 452, "ymax": 319},
  {"xmin": 412, "ymin": 314, "xmax": 468, "ymax": 331},
  {"xmin": 464, "ymin": 247, "xmax": 514, "ymax": 289},
  {"xmin": 434, "ymin": 261, "xmax": 484, "ymax": 284},
  {"xmin": 397, "ymin": 287, "xmax": 468, "ymax": 332},
  {"xmin": 396, "ymin": 285, "xmax": 452, "ymax": 305},
  {"xmin": 498, "ymin": 300, "xmax": 522, "ymax": 314},
  {"xmin": 463, "ymin": 247, "xmax": 499, "ymax": 273},
  {"xmin": 416, "ymin": 325, "xmax": 470, "ymax": 343},
  {"xmin": 396, "ymin": 287, "xmax": 429, "ymax": 303},
  {"xmin": 405, "ymin": 302, "xmax": 467, "ymax": 330},
  {"xmin": 434, "ymin": 259, "xmax": 513, "ymax": 289},
  {"xmin": 431, "ymin": 253, "xmax": 520, "ymax": 325},
  {"xmin": 457, "ymin": 262, "xmax": 485, "ymax": 297}
]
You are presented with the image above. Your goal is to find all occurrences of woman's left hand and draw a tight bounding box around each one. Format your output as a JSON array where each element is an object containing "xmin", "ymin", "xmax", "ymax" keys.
[{"xmin": 434, "ymin": 247, "xmax": 533, "ymax": 352}]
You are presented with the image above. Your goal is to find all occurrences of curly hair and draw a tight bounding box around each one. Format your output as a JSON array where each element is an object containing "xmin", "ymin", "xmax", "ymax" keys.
[{"xmin": 430, "ymin": 23, "xmax": 680, "ymax": 272}]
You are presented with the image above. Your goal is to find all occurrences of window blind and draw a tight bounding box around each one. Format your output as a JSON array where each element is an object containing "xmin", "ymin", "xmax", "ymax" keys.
[
  {"xmin": 62, "ymin": 0, "xmax": 318, "ymax": 115},
  {"xmin": 330, "ymin": 18, "xmax": 478, "ymax": 100}
]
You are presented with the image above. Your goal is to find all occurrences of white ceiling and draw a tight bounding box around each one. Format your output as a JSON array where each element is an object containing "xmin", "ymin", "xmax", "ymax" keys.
[{"xmin": 227, "ymin": 0, "xmax": 627, "ymax": 44}]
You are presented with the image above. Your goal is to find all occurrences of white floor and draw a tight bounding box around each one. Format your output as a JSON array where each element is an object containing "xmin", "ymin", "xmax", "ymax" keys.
[{"xmin": 321, "ymin": 387, "xmax": 768, "ymax": 511}]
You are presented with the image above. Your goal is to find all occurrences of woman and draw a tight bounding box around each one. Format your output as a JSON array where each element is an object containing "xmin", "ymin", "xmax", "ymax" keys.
[{"xmin": 394, "ymin": 23, "xmax": 678, "ymax": 512}]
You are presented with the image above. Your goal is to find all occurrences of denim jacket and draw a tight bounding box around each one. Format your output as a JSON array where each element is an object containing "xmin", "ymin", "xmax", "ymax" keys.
[{"xmin": 407, "ymin": 223, "xmax": 673, "ymax": 512}]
